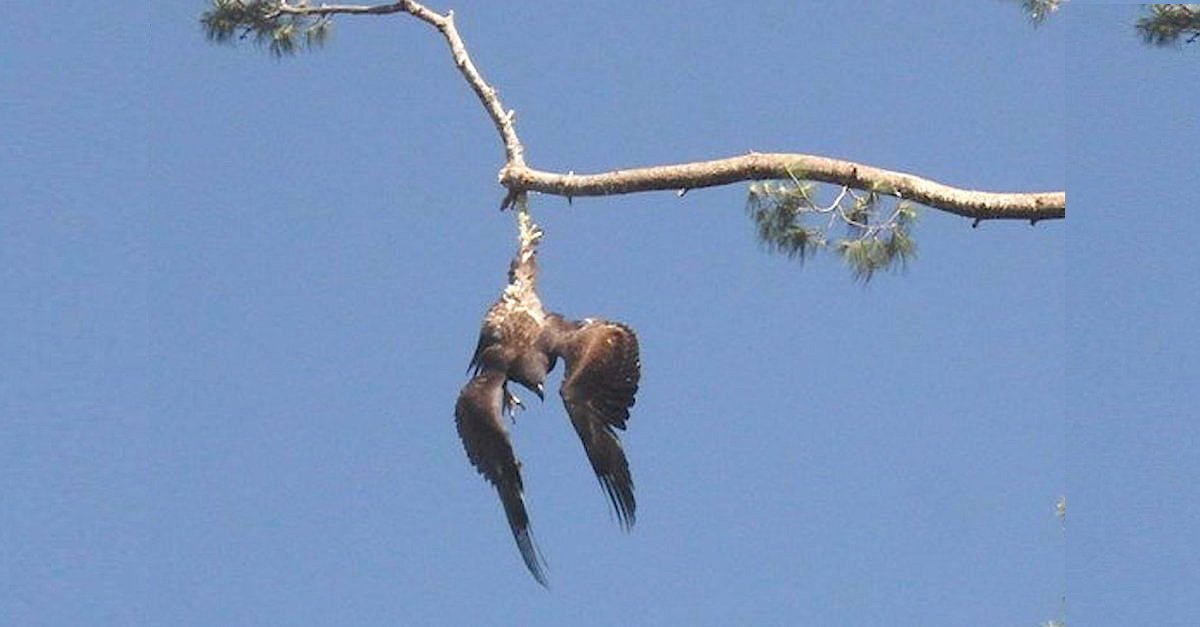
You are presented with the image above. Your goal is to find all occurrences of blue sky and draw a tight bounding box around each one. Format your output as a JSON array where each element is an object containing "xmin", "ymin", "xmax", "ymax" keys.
[
  {"xmin": 0, "ymin": 2, "xmax": 1179, "ymax": 626},
  {"xmin": 1068, "ymin": 5, "xmax": 1200, "ymax": 627}
]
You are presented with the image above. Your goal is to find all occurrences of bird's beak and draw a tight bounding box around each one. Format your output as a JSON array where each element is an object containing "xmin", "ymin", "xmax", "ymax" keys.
[{"xmin": 535, "ymin": 384, "xmax": 545, "ymax": 401}]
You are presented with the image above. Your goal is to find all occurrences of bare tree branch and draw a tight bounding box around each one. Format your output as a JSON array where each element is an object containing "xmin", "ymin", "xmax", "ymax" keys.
[
  {"xmin": 271, "ymin": 1, "xmax": 405, "ymax": 17},
  {"xmin": 274, "ymin": 1, "xmax": 525, "ymax": 166},
  {"xmin": 234, "ymin": 1, "xmax": 1063, "ymax": 222},
  {"xmin": 501, "ymin": 155, "xmax": 1064, "ymax": 221}
]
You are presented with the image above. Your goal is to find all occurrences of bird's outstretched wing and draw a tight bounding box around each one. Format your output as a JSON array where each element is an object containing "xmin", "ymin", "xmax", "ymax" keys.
[
  {"xmin": 455, "ymin": 368, "xmax": 549, "ymax": 587},
  {"xmin": 556, "ymin": 321, "xmax": 641, "ymax": 531}
]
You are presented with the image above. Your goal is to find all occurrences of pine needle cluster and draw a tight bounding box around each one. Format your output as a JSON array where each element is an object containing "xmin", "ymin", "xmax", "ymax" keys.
[
  {"xmin": 746, "ymin": 174, "xmax": 918, "ymax": 281},
  {"xmin": 1018, "ymin": 0, "xmax": 1065, "ymax": 26},
  {"xmin": 1138, "ymin": 4, "xmax": 1200, "ymax": 46},
  {"xmin": 201, "ymin": 1, "xmax": 332, "ymax": 57}
]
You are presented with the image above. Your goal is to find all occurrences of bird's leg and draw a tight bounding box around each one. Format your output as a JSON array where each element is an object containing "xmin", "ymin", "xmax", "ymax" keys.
[{"xmin": 502, "ymin": 386, "xmax": 525, "ymax": 424}]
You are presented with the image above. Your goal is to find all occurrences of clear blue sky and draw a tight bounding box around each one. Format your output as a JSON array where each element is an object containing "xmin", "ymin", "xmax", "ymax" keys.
[
  {"xmin": 1068, "ymin": 5, "xmax": 1200, "ymax": 627},
  {"xmin": 0, "ymin": 2, "xmax": 1179, "ymax": 626}
]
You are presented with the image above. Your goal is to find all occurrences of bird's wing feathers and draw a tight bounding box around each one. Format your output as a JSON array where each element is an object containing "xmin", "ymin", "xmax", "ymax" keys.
[
  {"xmin": 455, "ymin": 368, "xmax": 549, "ymax": 587},
  {"xmin": 557, "ymin": 321, "xmax": 641, "ymax": 530},
  {"xmin": 467, "ymin": 329, "xmax": 490, "ymax": 375}
]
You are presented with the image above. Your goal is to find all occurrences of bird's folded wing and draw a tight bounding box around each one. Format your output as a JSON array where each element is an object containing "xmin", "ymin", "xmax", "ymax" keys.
[
  {"xmin": 558, "ymin": 322, "xmax": 641, "ymax": 530},
  {"xmin": 455, "ymin": 368, "xmax": 548, "ymax": 586}
]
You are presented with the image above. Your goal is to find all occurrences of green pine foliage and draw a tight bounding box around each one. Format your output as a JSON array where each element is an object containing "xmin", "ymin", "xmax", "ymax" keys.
[
  {"xmin": 1018, "ymin": 0, "xmax": 1065, "ymax": 26},
  {"xmin": 746, "ymin": 175, "xmax": 918, "ymax": 281},
  {"xmin": 1138, "ymin": 5, "xmax": 1200, "ymax": 46},
  {"xmin": 746, "ymin": 181, "xmax": 825, "ymax": 262},
  {"xmin": 201, "ymin": 0, "xmax": 332, "ymax": 57}
]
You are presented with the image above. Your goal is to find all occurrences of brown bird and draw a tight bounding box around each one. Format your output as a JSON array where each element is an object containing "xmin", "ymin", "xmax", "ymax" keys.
[{"xmin": 454, "ymin": 219, "xmax": 641, "ymax": 587}]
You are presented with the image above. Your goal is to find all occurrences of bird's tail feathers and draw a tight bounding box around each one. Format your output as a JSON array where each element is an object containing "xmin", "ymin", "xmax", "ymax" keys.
[{"xmin": 499, "ymin": 482, "xmax": 550, "ymax": 588}]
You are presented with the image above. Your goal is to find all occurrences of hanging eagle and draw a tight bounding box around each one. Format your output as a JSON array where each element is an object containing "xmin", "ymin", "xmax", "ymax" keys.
[{"xmin": 454, "ymin": 216, "xmax": 641, "ymax": 587}]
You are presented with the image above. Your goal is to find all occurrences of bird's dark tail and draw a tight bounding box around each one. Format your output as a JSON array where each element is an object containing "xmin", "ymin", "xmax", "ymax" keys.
[{"xmin": 499, "ymin": 481, "xmax": 549, "ymax": 588}]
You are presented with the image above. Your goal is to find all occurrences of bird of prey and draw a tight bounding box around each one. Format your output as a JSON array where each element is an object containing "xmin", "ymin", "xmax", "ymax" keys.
[{"xmin": 454, "ymin": 220, "xmax": 641, "ymax": 587}]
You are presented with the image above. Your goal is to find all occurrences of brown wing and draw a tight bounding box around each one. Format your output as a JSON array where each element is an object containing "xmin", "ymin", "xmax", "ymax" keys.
[
  {"xmin": 466, "ymin": 325, "xmax": 497, "ymax": 375},
  {"xmin": 454, "ymin": 368, "xmax": 549, "ymax": 587},
  {"xmin": 557, "ymin": 321, "xmax": 641, "ymax": 531}
]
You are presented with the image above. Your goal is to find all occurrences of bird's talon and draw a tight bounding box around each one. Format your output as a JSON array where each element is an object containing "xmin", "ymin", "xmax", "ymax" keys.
[{"xmin": 504, "ymin": 390, "xmax": 525, "ymax": 422}]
